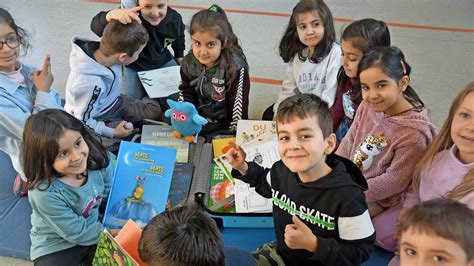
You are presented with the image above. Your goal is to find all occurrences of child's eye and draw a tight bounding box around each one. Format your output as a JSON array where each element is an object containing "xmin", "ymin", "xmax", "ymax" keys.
[
  {"xmin": 299, "ymin": 25, "xmax": 306, "ymax": 30},
  {"xmin": 299, "ymin": 135, "xmax": 312, "ymax": 140},
  {"xmin": 361, "ymin": 85, "xmax": 369, "ymax": 91},
  {"xmin": 207, "ymin": 43, "xmax": 215, "ymax": 48},
  {"xmin": 57, "ymin": 151, "xmax": 67, "ymax": 158},
  {"xmin": 75, "ymin": 140, "xmax": 81, "ymax": 147},
  {"xmin": 193, "ymin": 41, "xmax": 200, "ymax": 47},
  {"xmin": 157, "ymin": 4, "xmax": 165, "ymax": 8},
  {"xmin": 377, "ymin": 84, "xmax": 386, "ymax": 89},
  {"xmin": 458, "ymin": 112, "xmax": 470, "ymax": 119},
  {"xmin": 311, "ymin": 22, "xmax": 320, "ymax": 27},
  {"xmin": 432, "ymin": 255, "xmax": 446, "ymax": 262},
  {"xmin": 143, "ymin": 4, "xmax": 152, "ymax": 9},
  {"xmin": 278, "ymin": 136, "xmax": 289, "ymax": 142},
  {"xmin": 404, "ymin": 248, "xmax": 416, "ymax": 256}
]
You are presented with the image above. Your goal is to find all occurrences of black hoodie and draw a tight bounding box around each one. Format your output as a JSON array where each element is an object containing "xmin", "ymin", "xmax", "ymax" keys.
[{"xmin": 232, "ymin": 154, "xmax": 375, "ymax": 266}]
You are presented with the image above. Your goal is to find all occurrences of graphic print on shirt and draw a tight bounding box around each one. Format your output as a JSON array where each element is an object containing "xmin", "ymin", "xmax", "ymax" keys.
[
  {"xmin": 81, "ymin": 194, "xmax": 102, "ymax": 218},
  {"xmin": 353, "ymin": 134, "xmax": 388, "ymax": 171},
  {"xmin": 272, "ymin": 189, "xmax": 335, "ymax": 230},
  {"xmin": 161, "ymin": 37, "xmax": 176, "ymax": 52},
  {"xmin": 342, "ymin": 91, "xmax": 355, "ymax": 119},
  {"xmin": 297, "ymin": 72, "xmax": 326, "ymax": 92},
  {"xmin": 210, "ymin": 77, "xmax": 226, "ymax": 102}
]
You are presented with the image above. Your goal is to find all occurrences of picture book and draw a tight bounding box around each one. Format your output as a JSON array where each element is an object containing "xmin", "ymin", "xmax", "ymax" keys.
[
  {"xmin": 236, "ymin": 120, "xmax": 277, "ymax": 148},
  {"xmin": 167, "ymin": 163, "xmax": 194, "ymax": 208},
  {"xmin": 208, "ymin": 162, "xmax": 235, "ymax": 213},
  {"xmin": 103, "ymin": 141, "xmax": 177, "ymax": 229},
  {"xmin": 92, "ymin": 229, "xmax": 138, "ymax": 266},
  {"xmin": 137, "ymin": 65, "xmax": 181, "ymax": 98},
  {"xmin": 114, "ymin": 220, "xmax": 146, "ymax": 266},
  {"xmin": 212, "ymin": 136, "xmax": 236, "ymax": 158},
  {"xmin": 141, "ymin": 124, "xmax": 189, "ymax": 163}
]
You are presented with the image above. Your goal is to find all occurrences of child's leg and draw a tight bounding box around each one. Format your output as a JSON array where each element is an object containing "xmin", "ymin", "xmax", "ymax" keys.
[
  {"xmin": 252, "ymin": 241, "xmax": 286, "ymax": 266},
  {"xmin": 33, "ymin": 245, "xmax": 96, "ymax": 266},
  {"xmin": 116, "ymin": 94, "xmax": 162, "ymax": 123},
  {"xmin": 121, "ymin": 66, "xmax": 146, "ymax": 100},
  {"xmin": 371, "ymin": 204, "xmax": 402, "ymax": 252}
]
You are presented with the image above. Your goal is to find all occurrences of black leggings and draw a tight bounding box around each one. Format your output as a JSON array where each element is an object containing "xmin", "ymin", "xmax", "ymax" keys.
[{"xmin": 33, "ymin": 245, "xmax": 97, "ymax": 266}]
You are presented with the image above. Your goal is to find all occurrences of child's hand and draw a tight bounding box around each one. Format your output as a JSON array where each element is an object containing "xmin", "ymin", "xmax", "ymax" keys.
[
  {"xmin": 113, "ymin": 120, "xmax": 134, "ymax": 139},
  {"xmin": 225, "ymin": 141, "xmax": 248, "ymax": 175},
  {"xmin": 106, "ymin": 6, "xmax": 143, "ymax": 24},
  {"xmin": 31, "ymin": 55, "xmax": 53, "ymax": 92},
  {"xmin": 285, "ymin": 215, "xmax": 318, "ymax": 252}
]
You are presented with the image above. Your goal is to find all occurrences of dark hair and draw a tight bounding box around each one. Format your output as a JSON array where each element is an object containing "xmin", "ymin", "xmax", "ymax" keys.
[
  {"xmin": 188, "ymin": 4, "xmax": 247, "ymax": 86},
  {"xmin": 100, "ymin": 20, "xmax": 149, "ymax": 57},
  {"xmin": 337, "ymin": 18, "xmax": 391, "ymax": 105},
  {"xmin": 276, "ymin": 93, "xmax": 333, "ymax": 138},
  {"xmin": 279, "ymin": 0, "xmax": 335, "ymax": 63},
  {"xmin": 398, "ymin": 199, "xmax": 474, "ymax": 260},
  {"xmin": 358, "ymin": 46, "xmax": 425, "ymax": 108},
  {"xmin": 139, "ymin": 203, "xmax": 225, "ymax": 266},
  {"xmin": 23, "ymin": 109, "xmax": 109, "ymax": 190},
  {"xmin": 0, "ymin": 8, "xmax": 30, "ymax": 56}
]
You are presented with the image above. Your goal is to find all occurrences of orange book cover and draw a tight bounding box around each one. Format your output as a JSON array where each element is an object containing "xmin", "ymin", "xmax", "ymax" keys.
[
  {"xmin": 115, "ymin": 220, "xmax": 147, "ymax": 266},
  {"xmin": 212, "ymin": 136, "xmax": 235, "ymax": 158}
]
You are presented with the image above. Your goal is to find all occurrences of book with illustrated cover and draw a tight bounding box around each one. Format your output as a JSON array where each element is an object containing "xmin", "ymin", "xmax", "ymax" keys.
[
  {"xmin": 212, "ymin": 136, "xmax": 236, "ymax": 158},
  {"xmin": 236, "ymin": 120, "xmax": 277, "ymax": 148},
  {"xmin": 141, "ymin": 124, "xmax": 189, "ymax": 163},
  {"xmin": 208, "ymin": 162, "xmax": 235, "ymax": 213},
  {"xmin": 114, "ymin": 220, "xmax": 146, "ymax": 266},
  {"xmin": 137, "ymin": 65, "xmax": 181, "ymax": 98},
  {"xmin": 103, "ymin": 141, "xmax": 177, "ymax": 229},
  {"xmin": 92, "ymin": 229, "xmax": 138, "ymax": 266},
  {"xmin": 167, "ymin": 163, "xmax": 194, "ymax": 208}
]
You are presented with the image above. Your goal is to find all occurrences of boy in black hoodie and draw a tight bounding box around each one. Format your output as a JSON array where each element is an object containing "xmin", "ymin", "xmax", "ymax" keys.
[{"xmin": 226, "ymin": 93, "xmax": 375, "ymax": 266}]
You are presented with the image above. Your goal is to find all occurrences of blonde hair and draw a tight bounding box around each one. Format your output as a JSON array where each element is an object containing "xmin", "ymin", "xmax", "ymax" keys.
[{"xmin": 412, "ymin": 82, "xmax": 474, "ymax": 200}]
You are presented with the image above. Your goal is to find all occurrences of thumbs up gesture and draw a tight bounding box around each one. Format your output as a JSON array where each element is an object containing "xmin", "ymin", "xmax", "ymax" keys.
[{"xmin": 284, "ymin": 215, "xmax": 318, "ymax": 252}]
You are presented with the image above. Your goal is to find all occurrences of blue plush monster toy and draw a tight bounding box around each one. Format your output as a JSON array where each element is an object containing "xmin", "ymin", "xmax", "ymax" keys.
[{"xmin": 165, "ymin": 99, "xmax": 208, "ymax": 142}]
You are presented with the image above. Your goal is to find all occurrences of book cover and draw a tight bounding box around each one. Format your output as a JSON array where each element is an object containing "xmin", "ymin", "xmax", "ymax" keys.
[
  {"xmin": 236, "ymin": 120, "xmax": 277, "ymax": 149},
  {"xmin": 115, "ymin": 220, "xmax": 146, "ymax": 266},
  {"xmin": 137, "ymin": 65, "xmax": 181, "ymax": 98},
  {"xmin": 141, "ymin": 124, "xmax": 189, "ymax": 163},
  {"xmin": 208, "ymin": 162, "xmax": 235, "ymax": 213},
  {"xmin": 104, "ymin": 141, "xmax": 177, "ymax": 229},
  {"xmin": 212, "ymin": 136, "xmax": 236, "ymax": 158},
  {"xmin": 92, "ymin": 229, "xmax": 138, "ymax": 266},
  {"xmin": 167, "ymin": 163, "xmax": 194, "ymax": 208}
]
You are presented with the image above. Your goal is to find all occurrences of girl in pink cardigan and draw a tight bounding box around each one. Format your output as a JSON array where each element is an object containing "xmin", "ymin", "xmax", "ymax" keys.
[{"xmin": 336, "ymin": 47, "xmax": 437, "ymax": 252}]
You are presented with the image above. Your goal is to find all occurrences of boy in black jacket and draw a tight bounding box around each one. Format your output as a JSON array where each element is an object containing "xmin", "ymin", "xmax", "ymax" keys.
[
  {"xmin": 226, "ymin": 93, "xmax": 375, "ymax": 265},
  {"xmin": 90, "ymin": 0, "xmax": 185, "ymax": 100}
]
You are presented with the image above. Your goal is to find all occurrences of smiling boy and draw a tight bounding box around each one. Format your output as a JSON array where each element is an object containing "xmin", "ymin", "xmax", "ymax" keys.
[{"xmin": 226, "ymin": 93, "xmax": 375, "ymax": 265}]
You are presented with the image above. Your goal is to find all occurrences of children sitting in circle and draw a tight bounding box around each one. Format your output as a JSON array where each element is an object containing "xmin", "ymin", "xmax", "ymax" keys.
[
  {"xmin": 336, "ymin": 46, "xmax": 437, "ymax": 252},
  {"xmin": 178, "ymin": 4, "xmax": 250, "ymax": 135},
  {"xmin": 262, "ymin": 0, "xmax": 341, "ymax": 120}
]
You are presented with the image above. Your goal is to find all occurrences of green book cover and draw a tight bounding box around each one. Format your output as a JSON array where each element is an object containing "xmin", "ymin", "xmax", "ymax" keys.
[
  {"xmin": 208, "ymin": 163, "xmax": 235, "ymax": 213},
  {"xmin": 92, "ymin": 229, "xmax": 138, "ymax": 266}
]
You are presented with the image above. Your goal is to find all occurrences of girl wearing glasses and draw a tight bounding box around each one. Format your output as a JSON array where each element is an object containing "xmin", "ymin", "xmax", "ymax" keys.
[{"xmin": 0, "ymin": 8, "xmax": 62, "ymax": 186}]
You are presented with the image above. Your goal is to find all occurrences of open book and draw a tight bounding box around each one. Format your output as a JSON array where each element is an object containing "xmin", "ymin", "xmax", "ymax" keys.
[
  {"xmin": 137, "ymin": 65, "xmax": 181, "ymax": 98},
  {"xmin": 92, "ymin": 229, "xmax": 138, "ymax": 266}
]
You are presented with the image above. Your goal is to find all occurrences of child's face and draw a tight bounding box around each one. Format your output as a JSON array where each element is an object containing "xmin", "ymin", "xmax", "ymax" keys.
[
  {"xmin": 0, "ymin": 22, "xmax": 20, "ymax": 73},
  {"xmin": 191, "ymin": 30, "xmax": 222, "ymax": 69},
  {"xmin": 138, "ymin": 0, "xmax": 168, "ymax": 26},
  {"xmin": 451, "ymin": 92, "xmax": 474, "ymax": 163},
  {"xmin": 399, "ymin": 228, "xmax": 472, "ymax": 266},
  {"xmin": 120, "ymin": 43, "xmax": 146, "ymax": 66},
  {"xmin": 341, "ymin": 40, "xmax": 363, "ymax": 78},
  {"xmin": 296, "ymin": 11, "xmax": 324, "ymax": 52},
  {"xmin": 360, "ymin": 66, "xmax": 410, "ymax": 115},
  {"xmin": 53, "ymin": 129, "xmax": 89, "ymax": 177},
  {"xmin": 277, "ymin": 115, "xmax": 334, "ymax": 181}
]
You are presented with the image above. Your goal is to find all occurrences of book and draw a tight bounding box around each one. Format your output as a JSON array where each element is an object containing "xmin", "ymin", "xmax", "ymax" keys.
[
  {"xmin": 137, "ymin": 65, "xmax": 181, "ymax": 98},
  {"xmin": 208, "ymin": 162, "xmax": 235, "ymax": 213},
  {"xmin": 235, "ymin": 120, "xmax": 277, "ymax": 149},
  {"xmin": 212, "ymin": 136, "xmax": 236, "ymax": 158},
  {"xmin": 167, "ymin": 163, "xmax": 194, "ymax": 208},
  {"xmin": 92, "ymin": 229, "xmax": 138, "ymax": 266},
  {"xmin": 104, "ymin": 141, "xmax": 177, "ymax": 229},
  {"xmin": 114, "ymin": 220, "xmax": 146, "ymax": 266},
  {"xmin": 141, "ymin": 124, "xmax": 189, "ymax": 163}
]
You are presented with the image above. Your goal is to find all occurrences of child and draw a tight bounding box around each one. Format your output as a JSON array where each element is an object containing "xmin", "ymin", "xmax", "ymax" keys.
[
  {"xmin": 90, "ymin": 0, "xmax": 185, "ymax": 100},
  {"xmin": 336, "ymin": 46, "xmax": 437, "ymax": 252},
  {"xmin": 263, "ymin": 0, "xmax": 341, "ymax": 120},
  {"xmin": 138, "ymin": 203, "xmax": 256, "ymax": 266},
  {"xmin": 178, "ymin": 4, "xmax": 250, "ymax": 134},
  {"xmin": 226, "ymin": 93, "xmax": 375, "ymax": 265},
  {"xmin": 0, "ymin": 8, "xmax": 62, "ymax": 182},
  {"xmin": 65, "ymin": 20, "xmax": 161, "ymax": 142},
  {"xmin": 23, "ymin": 109, "xmax": 114, "ymax": 265},
  {"xmin": 397, "ymin": 199, "xmax": 474, "ymax": 266},
  {"xmin": 332, "ymin": 18, "xmax": 391, "ymax": 143}
]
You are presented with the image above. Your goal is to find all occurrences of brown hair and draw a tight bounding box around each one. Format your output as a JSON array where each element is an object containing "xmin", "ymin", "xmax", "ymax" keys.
[
  {"xmin": 23, "ymin": 109, "xmax": 109, "ymax": 190},
  {"xmin": 398, "ymin": 198, "xmax": 474, "ymax": 260},
  {"xmin": 275, "ymin": 93, "xmax": 333, "ymax": 138},
  {"xmin": 138, "ymin": 203, "xmax": 225, "ymax": 266},
  {"xmin": 412, "ymin": 82, "xmax": 474, "ymax": 200},
  {"xmin": 99, "ymin": 20, "xmax": 149, "ymax": 57}
]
